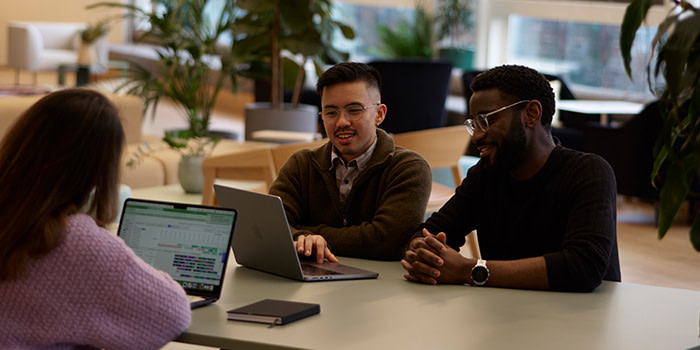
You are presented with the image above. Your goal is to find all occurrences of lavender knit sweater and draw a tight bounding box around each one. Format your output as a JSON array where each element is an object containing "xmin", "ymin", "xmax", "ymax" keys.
[{"xmin": 0, "ymin": 214, "xmax": 191, "ymax": 349}]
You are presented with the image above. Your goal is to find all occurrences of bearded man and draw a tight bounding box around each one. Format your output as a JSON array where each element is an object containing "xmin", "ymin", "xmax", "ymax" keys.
[{"xmin": 402, "ymin": 65, "xmax": 621, "ymax": 292}]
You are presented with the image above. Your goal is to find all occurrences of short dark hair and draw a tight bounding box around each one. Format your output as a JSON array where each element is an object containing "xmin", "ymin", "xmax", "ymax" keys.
[
  {"xmin": 0, "ymin": 89, "xmax": 125, "ymax": 281},
  {"xmin": 470, "ymin": 65, "xmax": 556, "ymax": 128},
  {"xmin": 316, "ymin": 62, "xmax": 382, "ymax": 98}
]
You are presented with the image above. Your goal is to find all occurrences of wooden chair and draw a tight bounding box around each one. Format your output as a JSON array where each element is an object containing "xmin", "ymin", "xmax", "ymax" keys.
[
  {"xmin": 270, "ymin": 138, "xmax": 328, "ymax": 173},
  {"xmin": 201, "ymin": 147, "xmax": 276, "ymax": 206},
  {"xmin": 393, "ymin": 125, "xmax": 480, "ymax": 258},
  {"xmin": 392, "ymin": 125, "xmax": 469, "ymax": 187},
  {"xmin": 200, "ymin": 139, "xmax": 328, "ymax": 206}
]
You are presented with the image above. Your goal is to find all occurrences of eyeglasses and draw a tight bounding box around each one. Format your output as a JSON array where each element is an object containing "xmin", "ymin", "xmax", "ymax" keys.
[
  {"xmin": 320, "ymin": 103, "xmax": 380, "ymax": 122},
  {"xmin": 464, "ymin": 100, "xmax": 530, "ymax": 135}
]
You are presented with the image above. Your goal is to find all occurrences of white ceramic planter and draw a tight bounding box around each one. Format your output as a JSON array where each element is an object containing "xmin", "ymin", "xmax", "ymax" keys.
[{"xmin": 178, "ymin": 155, "xmax": 205, "ymax": 194}]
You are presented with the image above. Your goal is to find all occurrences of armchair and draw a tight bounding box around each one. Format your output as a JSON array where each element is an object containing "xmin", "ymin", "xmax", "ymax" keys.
[
  {"xmin": 584, "ymin": 101, "xmax": 662, "ymax": 200},
  {"xmin": 7, "ymin": 21, "xmax": 108, "ymax": 86}
]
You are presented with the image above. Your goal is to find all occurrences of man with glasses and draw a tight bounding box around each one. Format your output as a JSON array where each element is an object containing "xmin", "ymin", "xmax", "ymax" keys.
[
  {"xmin": 402, "ymin": 65, "xmax": 620, "ymax": 292},
  {"xmin": 269, "ymin": 62, "xmax": 432, "ymax": 262}
]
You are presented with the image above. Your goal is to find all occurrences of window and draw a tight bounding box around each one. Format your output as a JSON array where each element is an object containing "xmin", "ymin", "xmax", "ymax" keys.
[
  {"xmin": 333, "ymin": 2, "xmax": 417, "ymax": 61},
  {"xmin": 480, "ymin": 0, "xmax": 670, "ymax": 101},
  {"xmin": 508, "ymin": 17, "xmax": 659, "ymax": 99}
]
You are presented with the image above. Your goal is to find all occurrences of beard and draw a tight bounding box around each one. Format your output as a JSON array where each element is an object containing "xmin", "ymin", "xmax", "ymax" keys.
[{"xmin": 489, "ymin": 116, "xmax": 527, "ymax": 172}]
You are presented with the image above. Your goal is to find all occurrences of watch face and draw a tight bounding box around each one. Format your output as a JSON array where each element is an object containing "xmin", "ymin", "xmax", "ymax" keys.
[{"xmin": 472, "ymin": 266, "xmax": 489, "ymax": 283}]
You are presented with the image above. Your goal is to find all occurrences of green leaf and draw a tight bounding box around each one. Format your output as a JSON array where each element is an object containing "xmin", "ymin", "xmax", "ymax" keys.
[
  {"xmin": 661, "ymin": 13, "xmax": 700, "ymax": 103},
  {"xmin": 279, "ymin": 0, "xmax": 313, "ymax": 33},
  {"xmin": 281, "ymin": 57, "xmax": 302, "ymax": 92},
  {"xmin": 237, "ymin": 0, "xmax": 274, "ymax": 12},
  {"xmin": 620, "ymin": 0, "xmax": 655, "ymax": 78},
  {"xmin": 657, "ymin": 162, "xmax": 691, "ymax": 239},
  {"xmin": 651, "ymin": 144, "xmax": 669, "ymax": 188},
  {"xmin": 282, "ymin": 31, "xmax": 323, "ymax": 57},
  {"xmin": 335, "ymin": 21, "xmax": 356, "ymax": 40},
  {"xmin": 691, "ymin": 214, "xmax": 700, "ymax": 251},
  {"xmin": 312, "ymin": 57, "xmax": 324, "ymax": 80}
]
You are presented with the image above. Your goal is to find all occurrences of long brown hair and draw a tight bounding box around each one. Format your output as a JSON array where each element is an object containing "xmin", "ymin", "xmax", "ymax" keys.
[{"xmin": 0, "ymin": 89, "xmax": 125, "ymax": 281}]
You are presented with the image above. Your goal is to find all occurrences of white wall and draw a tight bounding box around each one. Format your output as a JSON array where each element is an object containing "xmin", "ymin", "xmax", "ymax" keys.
[{"xmin": 0, "ymin": 0, "xmax": 126, "ymax": 66}]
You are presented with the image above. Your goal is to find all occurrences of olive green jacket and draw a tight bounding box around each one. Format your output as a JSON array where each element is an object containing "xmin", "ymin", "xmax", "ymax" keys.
[{"xmin": 269, "ymin": 129, "xmax": 432, "ymax": 260}]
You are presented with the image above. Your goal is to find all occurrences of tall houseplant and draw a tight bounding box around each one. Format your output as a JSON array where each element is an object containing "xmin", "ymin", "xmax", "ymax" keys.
[
  {"xmin": 232, "ymin": 0, "xmax": 355, "ymax": 140},
  {"xmin": 434, "ymin": 0, "xmax": 475, "ymax": 70},
  {"xmin": 90, "ymin": 0, "xmax": 239, "ymax": 192},
  {"xmin": 620, "ymin": 0, "xmax": 700, "ymax": 250}
]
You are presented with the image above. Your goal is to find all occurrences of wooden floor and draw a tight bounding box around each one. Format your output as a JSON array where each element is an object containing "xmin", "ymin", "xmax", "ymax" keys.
[
  {"xmin": 616, "ymin": 197, "xmax": 700, "ymax": 290},
  {"xmin": 2, "ymin": 67, "xmax": 699, "ymax": 292}
]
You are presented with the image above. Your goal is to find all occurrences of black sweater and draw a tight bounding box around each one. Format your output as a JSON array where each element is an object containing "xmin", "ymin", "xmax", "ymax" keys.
[{"xmin": 420, "ymin": 146, "xmax": 621, "ymax": 292}]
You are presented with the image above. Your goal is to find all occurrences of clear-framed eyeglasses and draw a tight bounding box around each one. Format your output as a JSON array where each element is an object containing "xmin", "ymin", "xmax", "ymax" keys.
[
  {"xmin": 464, "ymin": 100, "xmax": 530, "ymax": 136},
  {"xmin": 319, "ymin": 103, "xmax": 381, "ymax": 122}
]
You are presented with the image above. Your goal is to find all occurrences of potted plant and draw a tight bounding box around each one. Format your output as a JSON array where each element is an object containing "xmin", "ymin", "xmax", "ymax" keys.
[
  {"xmin": 434, "ymin": 0, "xmax": 475, "ymax": 70},
  {"xmin": 373, "ymin": 4, "xmax": 434, "ymax": 59},
  {"xmin": 90, "ymin": 0, "xmax": 239, "ymax": 193},
  {"xmin": 232, "ymin": 0, "xmax": 355, "ymax": 141},
  {"xmin": 620, "ymin": 0, "xmax": 700, "ymax": 250},
  {"xmin": 78, "ymin": 19, "xmax": 110, "ymax": 65}
]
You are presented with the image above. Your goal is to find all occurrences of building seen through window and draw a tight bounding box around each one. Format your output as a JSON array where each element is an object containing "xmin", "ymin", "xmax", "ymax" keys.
[
  {"xmin": 125, "ymin": 0, "xmax": 663, "ymax": 101},
  {"xmin": 508, "ymin": 16, "xmax": 660, "ymax": 100}
]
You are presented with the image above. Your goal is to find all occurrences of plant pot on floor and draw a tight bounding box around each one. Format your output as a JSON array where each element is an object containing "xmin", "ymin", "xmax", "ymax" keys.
[
  {"xmin": 439, "ymin": 47, "xmax": 474, "ymax": 71},
  {"xmin": 244, "ymin": 102, "xmax": 319, "ymax": 143}
]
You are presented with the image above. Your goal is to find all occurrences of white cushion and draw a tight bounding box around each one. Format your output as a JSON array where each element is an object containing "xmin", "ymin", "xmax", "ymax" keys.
[{"xmin": 36, "ymin": 49, "xmax": 78, "ymax": 70}]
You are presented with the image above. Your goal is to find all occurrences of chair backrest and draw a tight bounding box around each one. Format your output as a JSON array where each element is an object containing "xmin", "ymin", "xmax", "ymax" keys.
[
  {"xmin": 200, "ymin": 139, "xmax": 328, "ymax": 206},
  {"xmin": 271, "ymin": 138, "xmax": 328, "ymax": 173},
  {"xmin": 369, "ymin": 59, "xmax": 453, "ymax": 134},
  {"xmin": 393, "ymin": 125, "xmax": 470, "ymax": 187},
  {"xmin": 393, "ymin": 125, "xmax": 479, "ymax": 259},
  {"xmin": 201, "ymin": 147, "xmax": 276, "ymax": 206},
  {"xmin": 35, "ymin": 22, "xmax": 84, "ymax": 50},
  {"xmin": 584, "ymin": 100, "xmax": 662, "ymax": 200}
]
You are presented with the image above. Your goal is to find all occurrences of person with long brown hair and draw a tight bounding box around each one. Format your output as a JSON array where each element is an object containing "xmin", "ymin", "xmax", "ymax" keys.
[{"xmin": 0, "ymin": 89, "xmax": 191, "ymax": 349}]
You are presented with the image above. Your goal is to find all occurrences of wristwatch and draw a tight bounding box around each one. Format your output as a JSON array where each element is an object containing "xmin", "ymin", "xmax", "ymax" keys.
[{"xmin": 471, "ymin": 259, "xmax": 489, "ymax": 286}]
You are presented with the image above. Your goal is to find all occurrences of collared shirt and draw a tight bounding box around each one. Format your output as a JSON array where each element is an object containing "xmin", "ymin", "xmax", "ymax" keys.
[{"xmin": 329, "ymin": 138, "xmax": 378, "ymax": 207}]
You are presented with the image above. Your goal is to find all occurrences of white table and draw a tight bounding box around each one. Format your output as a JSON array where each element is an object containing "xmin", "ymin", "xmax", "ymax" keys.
[
  {"xmin": 251, "ymin": 129, "xmax": 322, "ymax": 143},
  {"xmin": 129, "ymin": 180, "xmax": 267, "ymax": 205},
  {"xmin": 174, "ymin": 257, "xmax": 700, "ymax": 350},
  {"xmin": 557, "ymin": 99, "xmax": 645, "ymax": 125}
]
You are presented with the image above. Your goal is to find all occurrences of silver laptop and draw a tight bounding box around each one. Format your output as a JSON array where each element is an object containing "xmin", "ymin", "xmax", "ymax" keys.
[
  {"xmin": 117, "ymin": 198, "xmax": 237, "ymax": 308},
  {"xmin": 213, "ymin": 184, "xmax": 379, "ymax": 281}
]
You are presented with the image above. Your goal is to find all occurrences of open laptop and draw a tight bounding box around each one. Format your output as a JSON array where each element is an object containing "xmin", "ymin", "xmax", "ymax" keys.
[
  {"xmin": 213, "ymin": 184, "xmax": 378, "ymax": 281},
  {"xmin": 117, "ymin": 198, "xmax": 237, "ymax": 308}
]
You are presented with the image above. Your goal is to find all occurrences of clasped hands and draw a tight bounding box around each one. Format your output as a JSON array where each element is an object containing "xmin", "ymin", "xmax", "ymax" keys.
[
  {"xmin": 295, "ymin": 233, "xmax": 339, "ymax": 264},
  {"xmin": 401, "ymin": 228, "xmax": 471, "ymax": 285}
]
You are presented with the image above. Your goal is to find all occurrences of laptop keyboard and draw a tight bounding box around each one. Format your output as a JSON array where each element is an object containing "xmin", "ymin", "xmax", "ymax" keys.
[{"xmin": 302, "ymin": 264, "xmax": 342, "ymax": 275}]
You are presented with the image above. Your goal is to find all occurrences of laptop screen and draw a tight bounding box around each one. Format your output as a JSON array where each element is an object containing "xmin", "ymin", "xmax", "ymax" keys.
[{"xmin": 117, "ymin": 198, "xmax": 236, "ymax": 298}]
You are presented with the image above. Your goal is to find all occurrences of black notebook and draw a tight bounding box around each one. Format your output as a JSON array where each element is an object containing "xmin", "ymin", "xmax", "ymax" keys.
[{"xmin": 227, "ymin": 299, "xmax": 320, "ymax": 326}]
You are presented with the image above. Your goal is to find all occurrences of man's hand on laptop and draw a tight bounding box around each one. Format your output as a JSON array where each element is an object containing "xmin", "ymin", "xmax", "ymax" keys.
[{"xmin": 295, "ymin": 233, "xmax": 339, "ymax": 264}]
